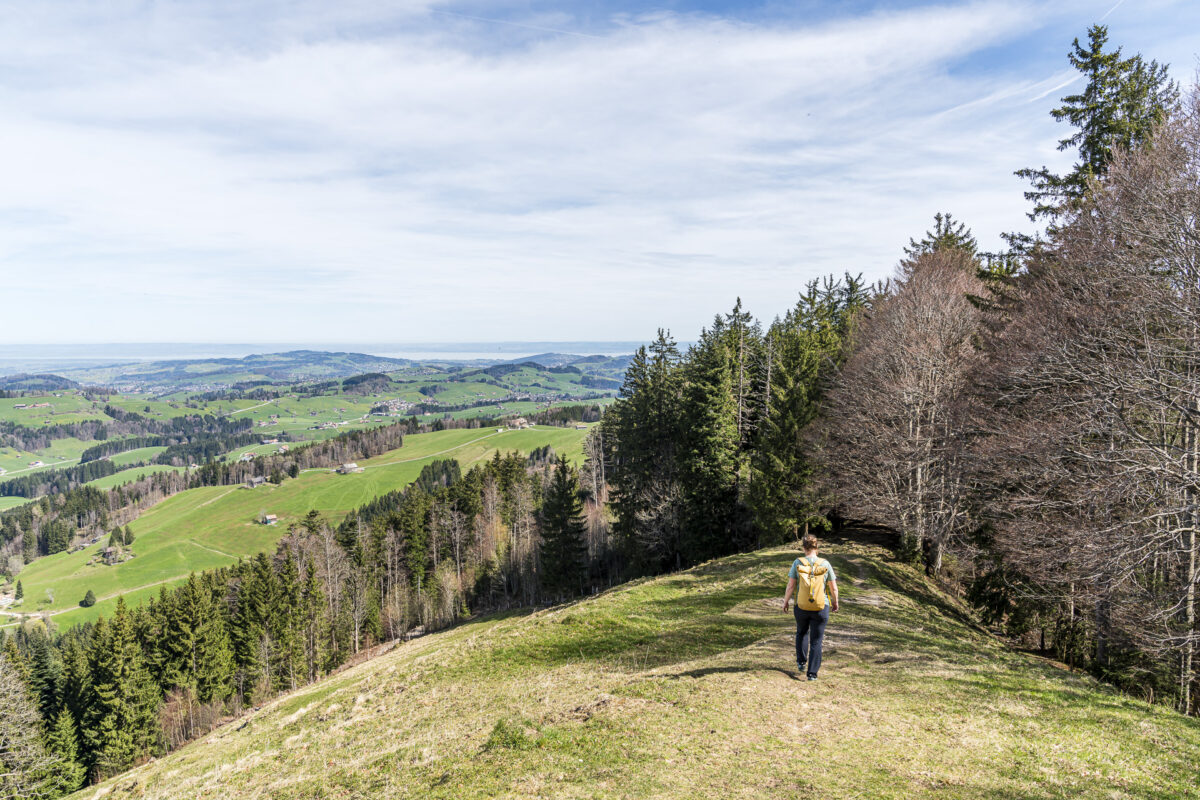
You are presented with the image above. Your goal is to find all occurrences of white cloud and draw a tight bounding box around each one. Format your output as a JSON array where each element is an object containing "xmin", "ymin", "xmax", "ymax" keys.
[{"xmin": 0, "ymin": 0, "xmax": 1188, "ymax": 343}]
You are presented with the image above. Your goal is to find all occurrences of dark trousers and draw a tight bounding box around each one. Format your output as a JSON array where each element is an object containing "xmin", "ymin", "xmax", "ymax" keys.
[{"xmin": 794, "ymin": 605, "xmax": 830, "ymax": 677}]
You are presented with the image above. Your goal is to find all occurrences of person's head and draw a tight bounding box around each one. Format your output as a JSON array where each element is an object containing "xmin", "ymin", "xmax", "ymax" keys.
[{"xmin": 801, "ymin": 533, "xmax": 819, "ymax": 555}]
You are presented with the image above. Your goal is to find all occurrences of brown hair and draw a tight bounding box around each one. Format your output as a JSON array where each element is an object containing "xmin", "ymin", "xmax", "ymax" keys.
[{"xmin": 801, "ymin": 534, "xmax": 819, "ymax": 553}]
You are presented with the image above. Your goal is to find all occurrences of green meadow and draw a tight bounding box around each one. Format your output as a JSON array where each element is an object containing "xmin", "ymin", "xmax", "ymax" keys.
[
  {"xmin": 9, "ymin": 425, "xmax": 588, "ymax": 629},
  {"xmin": 72, "ymin": 533, "xmax": 1200, "ymax": 800}
]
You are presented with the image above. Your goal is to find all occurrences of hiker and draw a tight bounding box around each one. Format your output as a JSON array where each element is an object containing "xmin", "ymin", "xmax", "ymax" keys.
[{"xmin": 781, "ymin": 533, "xmax": 839, "ymax": 681}]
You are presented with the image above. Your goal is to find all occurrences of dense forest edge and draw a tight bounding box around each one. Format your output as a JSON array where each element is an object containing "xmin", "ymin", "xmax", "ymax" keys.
[{"xmin": 2, "ymin": 23, "xmax": 1200, "ymax": 798}]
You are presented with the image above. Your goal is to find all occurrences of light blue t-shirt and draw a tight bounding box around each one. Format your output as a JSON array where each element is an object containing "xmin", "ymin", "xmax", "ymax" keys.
[{"xmin": 789, "ymin": 555, "xmax": 836, "ymax": 607}]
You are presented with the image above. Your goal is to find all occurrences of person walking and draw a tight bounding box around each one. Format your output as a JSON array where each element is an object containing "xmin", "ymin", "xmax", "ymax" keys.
[{"xmin": 781, "ymin": 533, "xmax": 839, "ymax": 680}]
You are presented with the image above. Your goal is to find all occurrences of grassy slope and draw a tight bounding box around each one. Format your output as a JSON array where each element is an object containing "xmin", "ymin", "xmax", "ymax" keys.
[
  {"xmin": 72, "ymin": 534, "xmax": 1200, "ymax": 800},
  {"xmin": 10, "ymin": 426, "xmax": 587, "ymax": 628}
]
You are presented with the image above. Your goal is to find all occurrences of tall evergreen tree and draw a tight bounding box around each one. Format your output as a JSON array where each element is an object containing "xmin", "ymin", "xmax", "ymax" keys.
[
  {"xmin": 604, "ymin": 331, "xmax": 685, "ymax": 571},
  {"xmin": 678, "ymin": 329, "xmax": 742, "ymax": 563},
  {"xmin": 750, "ymin": 275, "xmax": 870, "ymax": 544},
  {"xmin": 539, "ymin": 457, "xmax": 588, "ymax": 600},
  {"xmin": 40, "ymin": 708, "xmax": 86, "ymax": 796},
  {"xmin": 1016, "ymin": 24, "xmax": 1177, "ymax": 220},
  {"xmin": 25, "ymin": 628, "xmax": 63, "ymax": 723},
  {"xmin": 82, "ymin": 600, "xmax": 161, "ymax": 780}
]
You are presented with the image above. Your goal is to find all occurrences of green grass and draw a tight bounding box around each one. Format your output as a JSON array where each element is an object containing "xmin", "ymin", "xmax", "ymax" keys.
[
  {"xmin": 84, "ymin": 465, "xmax": 184, "ymax": 490},
  {"xmin": 0, "ymin": 496, "xmax": 30, "ymax": 512},
  {"xmin": 109, "ymin": 446, "xmax": 169, "ymax": 466},
  {"xmin": 11, "ymin": 426, "xmax": 587, "ymax": 628},
  {"xmin": 71, "ymin": 533, "xmax": 1200, "ymax": 800}
]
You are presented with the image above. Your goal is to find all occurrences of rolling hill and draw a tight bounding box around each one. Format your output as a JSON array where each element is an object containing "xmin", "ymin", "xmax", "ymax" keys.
[
  {"xmin": 69, "ymin": 533, "xmax": 1200, "ymax": 800},
  {"xmin": 7, "ymin": 425, "xmax": 590, "ymax": 629},
  {"xmin": 52, "ymin": 350, "xmax": 415, "ymax": 390}
]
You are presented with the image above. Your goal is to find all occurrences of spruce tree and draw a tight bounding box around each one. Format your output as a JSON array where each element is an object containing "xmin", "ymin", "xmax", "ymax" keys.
[
  {"xmin": 40, "ymin": 708, "xmax": 86, "ymax": 796},
  {"xmin": 903, "ymin": 213, "xmax": 978, "ymax": 261},
  {"xmin": 25, "ymin": 628, "xmax": 63, "ymax": 722},
  {"xmin": 124, "ymin": 525, "xmax": 135, "ymax": 546},
  {"xmin": 81, "ymin": 589, "xmax": 96, "ymax": 607},
  {"xmin": 270, "ymin": 554, "xmax": 303, "ymax": 693},
  {"xmin": 83, "ymin": 600, "xmax": 162, "ymax": 779},
  {"xmin": 299, "ymin": 562, "xmax": 328, "ymax": 683},
  {"xmin": 231, "ymin": 555, "xmax": 276, "ymax": 703},
  {"xmin": 15, "ymin": 579, "xmax": 23, "ymax": 602},
  {"xmin": 1017, "ymin": 24, "xmax": 1177, "ymax": 220},
  {"xmin": 160, "ymin": 575, "xmax": 233, "ymax": 704},
  {"xmin": 749, "ymin": 276, "xmax": 867, "ymax": 544},
  {"xmin": 678, "ymin": 329, "xmax": 741, "ymax": 563},
  {"xmin": 539, "ymin": 457, "xmax": 588, "ymax": 600}
]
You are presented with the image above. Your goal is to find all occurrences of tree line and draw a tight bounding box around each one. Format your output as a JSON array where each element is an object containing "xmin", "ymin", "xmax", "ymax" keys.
[
  {"xmin": 597, "ymin": 25, "xmax": 1198, "ymax": 715},
  {"xmin": 0, "ymin": 444, "xmax": 601, "ymax": 795}
]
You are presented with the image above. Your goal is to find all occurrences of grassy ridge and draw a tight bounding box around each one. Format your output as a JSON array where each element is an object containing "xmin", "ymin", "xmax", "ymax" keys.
[
  {"xmin": 9, "ymin": 426, "xmax": 588, "ymax": 628},
  {"xmin": 70, "ymin": 533, "xmax": 1200, "ymax": 799}
]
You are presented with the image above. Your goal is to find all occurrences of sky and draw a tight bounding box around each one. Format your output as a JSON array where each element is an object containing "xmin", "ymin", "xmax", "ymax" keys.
[{"xmin": 1, "ymin": 0, "xmax": 1198, "ymax": 346}]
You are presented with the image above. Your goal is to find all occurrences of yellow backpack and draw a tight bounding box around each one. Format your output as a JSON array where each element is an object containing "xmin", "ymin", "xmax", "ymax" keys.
[{"xmin": 795, "ymin": 557, "xmax": 829, "ymax": 611}]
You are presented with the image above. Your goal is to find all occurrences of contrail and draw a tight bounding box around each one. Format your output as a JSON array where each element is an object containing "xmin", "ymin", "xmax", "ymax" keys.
[{"xmin": 1099, "ymin": 0, "xmax": 1127, "ymax": 21}]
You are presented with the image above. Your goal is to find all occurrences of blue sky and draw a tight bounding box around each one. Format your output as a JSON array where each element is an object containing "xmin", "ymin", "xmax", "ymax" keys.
[{"xmin": 1, "ymin": 0, "xmax": 1197, "ymax": 345}]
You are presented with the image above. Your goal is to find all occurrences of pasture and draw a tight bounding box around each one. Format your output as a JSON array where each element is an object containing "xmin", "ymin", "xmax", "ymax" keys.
[{"xmin": 9, "ymin": 425, "xmax": 589, "ymax": 628}]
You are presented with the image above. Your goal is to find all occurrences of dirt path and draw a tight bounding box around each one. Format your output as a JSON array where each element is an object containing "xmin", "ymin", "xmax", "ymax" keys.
[
  {"xmin": 2, "ymin": 577, "xmax": 182, "ymax": 625},
  {"xmin": 197, "ymin": 487, "xmax": 238, "ymax": 507}
]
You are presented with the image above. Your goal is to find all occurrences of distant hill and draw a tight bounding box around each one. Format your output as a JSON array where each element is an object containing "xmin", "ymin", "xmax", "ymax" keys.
[
  {"xmin": 500, "ymin": 352, "xmax": 633, "ymax": 379},
  {"xmin": 0, "ymin": 373, "xmax": 80, "ymax": 391},
  {"xmin": 54, "ymin": 350, "xmax": 414, "ymax": 390},
  {"xmin": 70, "ymin": 534, "xmax": 1200, "ymax": 799}
]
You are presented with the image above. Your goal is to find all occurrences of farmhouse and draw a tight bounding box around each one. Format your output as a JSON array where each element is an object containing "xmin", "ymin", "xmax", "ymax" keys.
[
  {"xmin": 29, "ymin": 460, "xmax": 44, "ymax": 467},
  {"xmin": 337, "ymin": 462, "xmax": 364, "ymax": 474},
  {"xmin": 262, "ymin": 514, "xmax": 278, "ymax": 526},
  {"xmin": 575, "ymin": 424, "xmax": 587, "ymax": 430},
  {"xmin": 510, "ymin": 417, "xmax": 531, "ymax": 430},
  {"xmin": 245, "ymin": 476, "xmax": 266, "ymax": 488}
]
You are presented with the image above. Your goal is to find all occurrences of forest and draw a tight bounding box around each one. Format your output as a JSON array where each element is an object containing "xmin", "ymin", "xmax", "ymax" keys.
[{"xmin": 2, "ymin": 22, "xmax": 1199, "ymax": 798}]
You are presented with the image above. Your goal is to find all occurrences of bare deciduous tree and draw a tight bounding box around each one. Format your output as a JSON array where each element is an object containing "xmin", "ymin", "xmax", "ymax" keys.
[
  {"xmin": 821, "ymin": 250, "xmax": 984, "ymax": 574},
  {"xmin": 0, "ymin": 652, "xmax": 59, "ymax": 800},
  {"xmin": 976, "ymin": 86, "xmax": 1200, "ymax": 712}
]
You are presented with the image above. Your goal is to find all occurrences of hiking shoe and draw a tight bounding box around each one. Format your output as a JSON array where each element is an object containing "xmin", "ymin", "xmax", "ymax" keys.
[
  {"xmin": 807, "ymin": 674, "xmax": 817, "ymax": 681},
  {"xmin": 797, "ymin": 662, "xmax": 806, "ymax": 672}
]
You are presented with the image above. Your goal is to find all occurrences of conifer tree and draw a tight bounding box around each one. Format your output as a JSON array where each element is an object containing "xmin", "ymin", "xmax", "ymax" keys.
[
  {"xmin": 231, "ymin": 554, "xmax": 276, "ymax": 702},
  {"xmin": 3, "ymin": 633, "xmax": 28, "ymax": 684},
  {"xmin": 604, "ymin": 332, "xmax": 685, "ymax": 570},
  {"xmin": 124, "ymin": 525, "xmax": 135, "ymax": 546},
  {"xmin": 270, "ymin": 553, "xmax": 304, "ymax": 693},
  {"xmin": 903, "ymin": 213, "xmax": 978, "ymax": 261},
  {"xmin": 679, "ymin": 329, "xmax": 742, "ymax": 562},
  {"xmin": 539, "ymin": 457, "xmax": 588, "ymax": 600},
  {"xmin": 749, "ymin": 276, "xmax": 868, "ymax": 544},
  {"xmin": 83, "ymin": 600, "xmax": 162, "ymax": 779},
  {"xmin": 40, "ymin": 708, "xmax": 86, "ymax": 796},
  {"xmin": 15, "ymin": 579, "xmax": 23, "ymax": 602},
  {"xmin": 81, "ymin": 589, "xmax": 96, "ymax": 607},
  {"xmin": 1016, "ymin": 24, "xmax": 1177, "ymax": 220},
  {"xmin": 25, "ymin": 629, "xmax": 63, "ymax": 722},
  {"xmin": 299, "ymin": 561, "xmax": 327, "ymax": 683}
]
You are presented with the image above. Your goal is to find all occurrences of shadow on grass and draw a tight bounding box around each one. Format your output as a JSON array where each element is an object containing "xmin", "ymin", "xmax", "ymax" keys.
[{"xmin": 658, "ymin": 664, "xmax": 803, "ymax": 682}]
